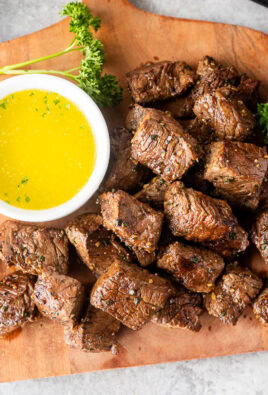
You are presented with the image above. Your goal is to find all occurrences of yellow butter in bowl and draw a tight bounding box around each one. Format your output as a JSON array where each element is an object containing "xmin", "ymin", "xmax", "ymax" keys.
[{"xmin": 0, "ymin": 89, "xmax": 96, "ymax": 210}]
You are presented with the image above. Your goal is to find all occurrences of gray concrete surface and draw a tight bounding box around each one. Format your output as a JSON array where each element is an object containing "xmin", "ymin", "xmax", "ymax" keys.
[{"xmin": 0, "ymin": 1, "xmax": 267, "ymax": 394}]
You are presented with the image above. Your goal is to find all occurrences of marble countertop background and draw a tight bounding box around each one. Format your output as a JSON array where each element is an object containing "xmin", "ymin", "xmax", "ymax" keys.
[{"xmin": 0, "ymin": 1, "xmax": 267, "ymax": 394}]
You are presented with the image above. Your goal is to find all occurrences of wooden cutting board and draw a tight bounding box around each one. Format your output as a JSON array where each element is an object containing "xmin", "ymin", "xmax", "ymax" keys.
[{"xmin": 0, "ymin": 0, "xmax": 268, "ymax": 383}]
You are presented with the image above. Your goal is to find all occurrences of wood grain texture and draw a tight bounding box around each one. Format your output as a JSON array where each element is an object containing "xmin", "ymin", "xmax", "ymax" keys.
[{"xmin": 0, "ymin": 0, "xmax": 267, "ymax": 382}]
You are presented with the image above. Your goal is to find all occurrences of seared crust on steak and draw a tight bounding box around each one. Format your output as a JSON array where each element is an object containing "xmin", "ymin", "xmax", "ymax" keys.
[
  {"xmin": 154, "ymin": 94, "xmax": 194, "ymax": 119},
  {"xmin": 157, "ymin": 241, "xmax": 224, "ymax": 293},
  {"xmin": 34, "ymin": 272, "xmax": 85, "ymax": 324},
  {"xmin": 64, "ymin": 305, "xmax": 121, "ymax": 353},
  {"xmin": 195, "ymin": 56, "xmax": 239, "ymax": 94},
  {"xmin": 164, "ymin": 182, "xmax": 249, "ymax": 258},
  {"xmin": 253, "ymin": 288, "xmax": 268, "ymax": 325},
  {"xmin": 151, "ymin": 285, "xmax": 202, "ymax": 331},
  {"xmin": 65, "ymin": 213, "xmax": 131, "ymax": 276},
  {"xmin": 251, "ymin": 208, "xmax": 268, "ymax": 265},
  {"xmin": 103, "ymin": 127, "xmax": 149, "ymax": 192},
  {"xmin": 135, "ymin": 176, "xmax": 168, "ymax": 208},
  {"xmin": 126, "ymin": 61, "xmax": 195, "ymax": 103},
  {"xmin": 100, "ymin": 190, "xmax": 163, "ymax": 254},
  {"xmin": 0, "ymin": 221, "xmax": 69, "ymax": 275},
  {"xmin": 204, "ymin": 141, "xmax": 268, "ymax": 210},
  {"xmin": 204, "ymin": 265, "xmax": 262, "ymax": 325},
  {"xmin": 0, "ymin": 273, "xmax": 35, "ymax": 336},
  {"xmin": 130, "ymin": 105, "xmax": 200, "ymax": 182},
  {"xmin": 193, "ymin": 87, "xmax": 255, "ymax": 141},
  {"xmin": 90, "ymin": 260, "xmax": 175, "ymax": 330},
  {"xmin": 180, "ymin": 117, "xmax": 214, "ymax": 145}
]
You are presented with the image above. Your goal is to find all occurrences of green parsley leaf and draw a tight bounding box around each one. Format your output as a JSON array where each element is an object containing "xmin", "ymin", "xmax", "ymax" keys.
[
  {"xmin": 229, "ymin": 231, "xmax": 236, "ymax": 239},
  {"xmin": 21, "ymin": 177, "xmax": 28, "ymax": 184},
  {"xmin": 0, "ymin": 2, "xmax": 123, "ymax": 107},
  {"xmin": 257, "ymin": 103, "xmax": 268, "ymax": 144}
]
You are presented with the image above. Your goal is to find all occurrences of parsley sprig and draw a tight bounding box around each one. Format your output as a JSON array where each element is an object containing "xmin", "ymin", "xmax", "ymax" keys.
[
  {"xmin": 0, "ymin": 2, "xmax": 123, "ymax": 107},
  {"xmin": 258, "ymin": 103, "xmax": 268, "ymax": 144}
]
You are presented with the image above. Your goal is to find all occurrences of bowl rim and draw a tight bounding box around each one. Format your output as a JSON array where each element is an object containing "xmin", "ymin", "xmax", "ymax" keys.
[{"xmin": 0, "ymin": 74, "xmax": 110, "ymax": 222}]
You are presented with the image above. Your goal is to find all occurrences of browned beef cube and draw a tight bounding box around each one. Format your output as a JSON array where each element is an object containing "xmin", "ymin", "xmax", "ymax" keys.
[
  {"xmin": 164, "ymin": 181, "xmax": 249, "ymax": 258},
  {"xmin": 125, "ymin": 104, "xmax": 147, "ymax": 132},
  {"xmin": 151, "ymin": 286, "xmax": 202, "ymax": 331},
  {"xmin": 102, "ymin": 127, "xmax": 149, "ymax": 192},
  {"xmin": 34, "ymin": 272, "xmax": 85, "ymax": 324},
  {"xmin": 0, "ymin": 273, "xmax": 35, "ymax": 336},
  {"xmin": 135, "ymin": 176, "xmax": 168, "ymax": 208},
  {"xmin": 253, "ymin": 288, "xmax": 268, "ymax": 325},
  {"xmin": 204, "ymin": 141, "xmax": 268, "ymax": 210},
  {"xmin": 64, "ymin": 305, "xmax": 121, "ymax": 353},
  {"xmin": 204, "ymin": 228, "xmax": 250, "ymax": 259},
  {"xmin": 100, "ymin": 190, "xmax": 163, "ymax": 254},
  {"xmin": 193, "ymin": 87, "xmax": 255, "ymax": 141},
  {"xmin": 251, "ymin": 209, "xmax": 268, "ymax": 265},
  {"xmin": 0, "ymin": 221, "xmax": 69, "ymax": 275},
  {"xmin": 182, "ymin": 163, "xmax": 211, "ymax": 194},
  {"xmin": 180, "ymin": 118, "xmax": 214, "ymax": 145},
  {"xmin": 65, "ymin": 213, "xmax": 131, "ymax": 277},
  {"xmin": 204, "ymin": 265, "xmax": 262, "ymax": 325},
  {"xmin": 154, "ymin": 94, "xmax": 194, "ymax": 119},
  {"xmin": 260, "ymin": 171, "xmax": 268, "ymax": 204},
  {"xmin": 90, "ymin": 260, "xmax": 175, "ymax": 330},
  {"xmin": 157, "ymin": 241, "xmax": 224, "ymax": 293},
  {"xmin": 130, "ymin": 105, "xmax": 200, "ymax": 182},
  {"xmin": 132, "ymin": 248, "xmax": 156, "ymax": 267},
  {"xmin": 126, "ymin": 61, "xmax": 195, "ymax": 103},
  {"xmin": 235, "ymin": 74, "xmax": 259, "ymax": 112},
  {"xmin": 193, "ymin": 56, "xmax": 239, "ymax": 99}
]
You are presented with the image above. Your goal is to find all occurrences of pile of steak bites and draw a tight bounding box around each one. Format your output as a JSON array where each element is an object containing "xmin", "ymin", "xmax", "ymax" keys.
[{"xmin": 1, "ymin": 56, "xmax": 268, "ymax": 354}]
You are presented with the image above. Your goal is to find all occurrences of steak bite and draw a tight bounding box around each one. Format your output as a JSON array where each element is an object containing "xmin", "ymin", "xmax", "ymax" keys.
[
  {"xmin": 164, "ymin": 181, "xmax": 249, "ymax": 258},
  {"xmin": 132, "ymin": 248, "xmax": 156, "ymax": 267},
  {"xmin": 0, "ymin": 273, "xmax": 35, "ymax": 336},
  {"xmin": 151, "ymin": 286, "xmax": 202, "ymax": 331},
  {"xmin": 64, "ymin": 305, "xmax": 121, "ymax": 353},
  {"xmin": 126, "ymin": 60, "xmax": 195, "ymax": 104},
  {"xmin": 154, "ymin": 94, "xmax": 194, "ymax": 119},
  {"xmin": 204, "ymin": 265, "xmax": 262, "ymax": 325},
  {"xmin": 90, "ymin": 260, "xmax": 175, "ymax": 330},
  {"xmin": 235, "ymin": 74, "xmax": 259, "ymax": 112},
  {"xmin": 135, "ymin": 176, "xmax": 168, "ymax": 208},
  {"xmin": 130, "ymin": 105, "xmax": 200, "ymax": 182},
  {"xmin": 34, "ymin": 272, "xmax": 85, "ymax": 324},
  {"xmin": 180, "ymin": 118, "xmax": 214, "ymax": 145},
  {"xmin": 100, "ymin": 190, "xmax": 163, "ymax": 254},
  {"xmin": 182, "ymin": 163, "xmax": 211, "ymax": 194},
  {"xmin": 193, "ymin": 87, "xmax": 255, "ymax": 141},
  {"xmin": 157, "ymin": 241, "xmax": 224, "ymax": 293},
  {"xmin": 0, "ymin": 221, "xmax": 69, "ymax": 275},
  {"xmin": 103, "ymin": 127, "xmax": 149, "ymax": 192},
  {"xmin": 65, "ymin": 213, "xmax": 131, "ymax": 277},
  {"xmin": 204, "ymin": 226, "xmax": 249, "ymax": 259},
  {"xmin": 193, "ymin": 55, "xmax": 239, "ymax": 99},
  {"xmin": 251, "ymin": 209, "xmax": 268, "ymax": 265},
  {"xmin": 204, "ymin": 141, "xmax": 268, "ymax": 210},
  {"xmin": 125, "ymin": 104, "xmax": 147, "ymax": 132},
  {"xmin": 253, "ymin": 288, "xmax": 268, "ymax": 325}
]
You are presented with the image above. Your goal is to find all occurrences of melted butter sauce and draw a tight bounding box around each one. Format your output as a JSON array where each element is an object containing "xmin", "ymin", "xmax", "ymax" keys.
[{"xmin": 0, "ymin": 89, "xmax": 95, "ymax": 210}]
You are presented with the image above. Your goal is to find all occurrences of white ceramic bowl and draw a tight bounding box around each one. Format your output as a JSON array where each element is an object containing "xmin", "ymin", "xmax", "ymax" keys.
[{"xmin": 0, "ymin": 74, "xmax": 110, "ymax": 222}]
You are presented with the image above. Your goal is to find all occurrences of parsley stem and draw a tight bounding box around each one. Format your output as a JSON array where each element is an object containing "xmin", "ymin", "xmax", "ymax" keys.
[
  {"xmin": 0, "ymin": 68, "xmax": 78, "ymax": 82},
  {"xmin": 0, "ymin": 43, "xmax": 81, "ymax": 73},
  {"xmin": 66, "ymin": 66, "xmax": 80, "ymax": 73}
]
